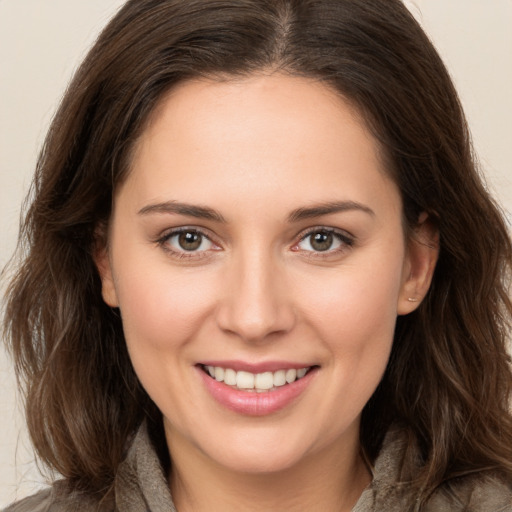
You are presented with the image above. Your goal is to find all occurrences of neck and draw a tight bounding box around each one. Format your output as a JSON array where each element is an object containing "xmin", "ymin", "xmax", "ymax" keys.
[{"xmin": 167, "ymin": 428, "xmax": 371, "ymax": 512}]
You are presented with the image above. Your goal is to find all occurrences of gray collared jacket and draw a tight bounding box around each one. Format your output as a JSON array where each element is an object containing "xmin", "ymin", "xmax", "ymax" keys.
[{"xmin": 4, "ymin": 424, "xmax": 512, "ymax": 511}]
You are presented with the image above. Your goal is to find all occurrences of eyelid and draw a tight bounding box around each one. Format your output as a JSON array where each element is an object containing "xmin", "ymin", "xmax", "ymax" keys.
[
  {"xmin": 292, "ymin": 226, "xmax": 355, "ymax": 255},
  {"xmin": 153, "ymin": 225, "xmax": 355, "ymax": 260},
  {"xmin": 156, "ymin": 226, "xmax": 221, "ymax": 258}
]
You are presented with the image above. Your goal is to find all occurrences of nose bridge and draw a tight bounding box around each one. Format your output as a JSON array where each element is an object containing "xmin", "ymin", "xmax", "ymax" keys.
[{"xmin": 216, "ymin": 243, "xmax": 294, "ymax": 342}]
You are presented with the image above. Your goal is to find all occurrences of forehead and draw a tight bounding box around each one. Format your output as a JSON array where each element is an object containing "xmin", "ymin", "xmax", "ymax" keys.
[
  {"xmin": 139, "ymin": 74, "xmax": 372, "ymax": 163},
  {"xmin": 119, "ymin": 73, "xmax": 401, "ymax": 220}
]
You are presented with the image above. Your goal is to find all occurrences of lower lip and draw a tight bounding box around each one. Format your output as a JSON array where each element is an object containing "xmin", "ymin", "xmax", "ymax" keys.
[{"xmin": 197, "ymin": 367, "xmax": 317, "ymax": 416}]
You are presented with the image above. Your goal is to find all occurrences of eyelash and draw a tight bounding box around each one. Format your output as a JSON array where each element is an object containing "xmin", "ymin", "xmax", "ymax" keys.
[
  {"xmin": 156, "ymin": 227, "xmax": 218, "ymax": 260},
  {"xmin": 155, "ymin": 226, "xmax": 355, "ymax": 260},
  {"xmin": 293, "ymin": 227, "xmax": 355, "ymax": 258}
]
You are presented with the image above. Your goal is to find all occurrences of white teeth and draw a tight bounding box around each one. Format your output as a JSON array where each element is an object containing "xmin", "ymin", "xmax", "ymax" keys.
[
  {"xmin": 273, "ymin": 369, "xmax": 286, "ymax": 387},
  {"xmin": 205, "ymin": 365, "xmax": 311, "ymax": 391},
  {"xmin": 224, "ymin": 368, "xmax": 237, "ymax": 386},
  {"xmin": 254, "ymin": 372, "xmax": 274, "ymax": 390},
  {"xmin": 285, "ymin": 368, "xmax": 297, "ymax": 383},
  {"xmin": 297, "ymin": 368, "xmax": 307, "ymax": 378},
  {"xmin": 236, "ymin": 371, "xmax": 254, "ymax": 389},
  {"xmin": 214, "ymin": 367, "xmax": 224, "ymax": 382}
]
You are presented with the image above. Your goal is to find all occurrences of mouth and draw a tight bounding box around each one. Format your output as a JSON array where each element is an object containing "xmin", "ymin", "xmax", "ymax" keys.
[
  {"xmin": 200, "ymin": 364, "xmax": 316, "ymax": 393},
  {"xmin": 197, "ymin": 362, "xmax": 319, "ymax": 416}
]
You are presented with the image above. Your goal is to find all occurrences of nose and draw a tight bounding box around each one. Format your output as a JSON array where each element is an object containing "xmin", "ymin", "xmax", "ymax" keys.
[{"xmin": 215, "ymin": 250, "xmax": 296, "ymax": 343}]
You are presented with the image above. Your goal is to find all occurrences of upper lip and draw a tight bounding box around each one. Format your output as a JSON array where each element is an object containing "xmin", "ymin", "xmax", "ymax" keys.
[{"xmin": 197, "ymin": 360, "xmax": 317, "ymax": 373}]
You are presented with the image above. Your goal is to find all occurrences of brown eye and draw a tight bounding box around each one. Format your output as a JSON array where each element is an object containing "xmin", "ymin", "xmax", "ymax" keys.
[
  {"xmin": 178, "ymin": 231, "xmax": 203, "ymax": 251},
  {"xmin": 164, "ymin": 229, "xmax": 215, "ymax": 253},
  {"xmin": 309, "ymin": 231, "xmax": 333, "ymax": 252},
  {"xmin": 296, "ymin": 229, "xmax": 352, "ymax": 254}
]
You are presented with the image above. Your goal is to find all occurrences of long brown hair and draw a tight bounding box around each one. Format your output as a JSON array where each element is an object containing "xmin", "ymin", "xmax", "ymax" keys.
[{"xmin": 3, "ymin": 0, "xmax": 512, "ymax": 505}]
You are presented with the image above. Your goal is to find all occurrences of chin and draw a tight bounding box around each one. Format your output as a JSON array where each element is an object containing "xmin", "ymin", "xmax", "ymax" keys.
[
  {"xmin": 191, "ymin": 420, "xmax": 338, "ymax": 476},
  {"xmin": 207, "ymin": 443, "xmax": 308, "ymax": 475}
]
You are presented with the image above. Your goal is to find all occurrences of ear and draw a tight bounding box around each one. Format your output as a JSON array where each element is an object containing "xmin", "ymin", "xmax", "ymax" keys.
[
  {"xmin": 93, "ymin": 230, "xmax": 119, "ymax": 308},
  {"xmin": 397, "ymin": 212, "xmax": 439, "ymax": 315}
]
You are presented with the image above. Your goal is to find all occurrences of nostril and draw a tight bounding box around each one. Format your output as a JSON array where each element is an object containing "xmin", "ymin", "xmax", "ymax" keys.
[{"xmin": 215, "ymin": 302, "xmax": 296, "ymax": 343}]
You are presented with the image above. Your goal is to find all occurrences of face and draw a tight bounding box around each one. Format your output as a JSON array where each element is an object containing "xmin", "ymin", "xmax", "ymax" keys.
[{"xmin": 97, "ymin": 74, "xmax": 435, "ymax": 476}]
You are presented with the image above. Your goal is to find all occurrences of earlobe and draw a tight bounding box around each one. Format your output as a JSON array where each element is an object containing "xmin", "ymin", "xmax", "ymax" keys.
[
  {"xmin": 397, "ymin": 213, "xmax": 439, "ymax": 315},
  {"xmin": 93, "ymin": 243, "xmax": 119, "ymax": 308}
]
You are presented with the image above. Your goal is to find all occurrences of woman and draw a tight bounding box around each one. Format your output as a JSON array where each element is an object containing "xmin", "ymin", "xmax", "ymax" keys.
[{"xmin": 3, "ymin": 0, "xmax": 512, "ymax": 510}]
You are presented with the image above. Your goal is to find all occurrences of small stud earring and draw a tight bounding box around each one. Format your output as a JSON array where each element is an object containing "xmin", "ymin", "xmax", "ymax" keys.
[{"xmin": 407, "ymin": 297, "xmax": 419, "ymax": 302}]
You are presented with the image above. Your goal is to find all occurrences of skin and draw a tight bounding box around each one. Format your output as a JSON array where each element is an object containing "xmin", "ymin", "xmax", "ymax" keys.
[{"xmin": 97, "ymin": 73, "xmax": 438, "ymax": 512}]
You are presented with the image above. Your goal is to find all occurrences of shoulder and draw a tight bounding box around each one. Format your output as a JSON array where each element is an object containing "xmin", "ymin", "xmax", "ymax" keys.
[
  {"xmin": 2, "ymin": 482, "xmax": 114, "ymax": 512},
  {"xmin": 3, "ymin": 488, "xmax": 53, "ymax": 512},
  {"xmin": 426, "ymin": 473, "xmax": 512, "ymax": 512},
  {"xmin": 369, "ymin": 426, "xmax": 512, "ymax": 511},
  {"xmin": 2, "ymin": 422, "xmax": 166, "ymax": 512}
]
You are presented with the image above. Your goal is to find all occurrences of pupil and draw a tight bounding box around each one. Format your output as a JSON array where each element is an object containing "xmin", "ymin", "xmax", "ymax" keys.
[
  {"xmin": 178, "ymin": 232, "xmax": 202, "ymax": 251},
  {"xmin": 311, "ymin": 232, "xmax": 333, "ymax": 251}
]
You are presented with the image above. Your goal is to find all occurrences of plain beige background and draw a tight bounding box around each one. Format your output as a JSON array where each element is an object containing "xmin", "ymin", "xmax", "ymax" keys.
[{"xmin": 1, "ymin": 0, "xmax": 511, "ymax": 505}]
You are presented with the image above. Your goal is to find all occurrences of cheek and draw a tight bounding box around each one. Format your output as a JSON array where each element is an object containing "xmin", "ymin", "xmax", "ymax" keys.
[
  {"xmin": 306, "ymin": 263, "xmax": 402, "ymax": 331},
  {"xmin": 297, "ymin": 244, "xmax": 405, "ymax": 367},
  {"xmin": 113, "ymin": 262, "xmax": 216, "ymax": 351},
  {"xmin": 113, "ymin": 264, "xmax": 220, "ymax": 406}
]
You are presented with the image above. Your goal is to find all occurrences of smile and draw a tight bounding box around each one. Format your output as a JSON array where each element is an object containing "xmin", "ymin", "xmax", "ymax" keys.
[
  {"xmin": 202, "ymin": 365, "xmax": 311, "ymax": 392},
  {"xmin": 198, "ymin": 363, "xmax": 319, "ymax": 415}
]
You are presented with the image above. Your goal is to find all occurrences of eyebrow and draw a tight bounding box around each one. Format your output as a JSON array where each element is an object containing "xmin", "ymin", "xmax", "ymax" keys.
[
  {"xmin": 138, "ymin": 201, "xmax": 227, "ymax": 222},
  {"xmin": 137, "ymin": 199, "xmax": 375, "ymax": 223},
  {"xmin": 287, "ymin": 201, "xmax": 375, "ymax": 222}
]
